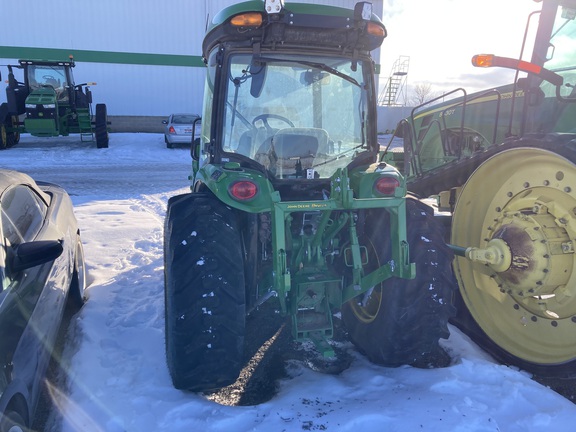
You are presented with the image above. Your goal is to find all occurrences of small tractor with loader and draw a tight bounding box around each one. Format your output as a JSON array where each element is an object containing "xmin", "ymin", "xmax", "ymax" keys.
[
  {"xmin": 163, "ymin": 0, "xmax": 456, "ymax": 391},
  {"xmin": 384, "ymin": 0, "xmax": 576, "ymax": 378},
  {"xmin": 0, "ymin": 56, "xmax": 109, "ymax": 149}
]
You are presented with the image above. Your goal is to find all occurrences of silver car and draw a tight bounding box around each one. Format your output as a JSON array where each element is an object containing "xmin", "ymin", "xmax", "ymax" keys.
[
  {"xmin": 163, "ymin": 114, "xmax": 201, "ymax": 148},
  {"xmin": 0, "ymin": 169, "xmax": 86, "ymax": 431}
]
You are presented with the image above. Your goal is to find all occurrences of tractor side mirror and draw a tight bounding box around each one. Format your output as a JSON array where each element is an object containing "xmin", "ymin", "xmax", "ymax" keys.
[
  {"xmin": 191, "ymin": 116, "xmax": 202, "ymax": 160},
  {"xmin": 191, "ymin": 137, "xmax": 201, "ymax": 161}
]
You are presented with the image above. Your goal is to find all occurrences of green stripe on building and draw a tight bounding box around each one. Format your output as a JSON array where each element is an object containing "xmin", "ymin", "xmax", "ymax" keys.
[
  {"xmin": 0, "ymin": 45, "xmax": 380, "ymax": 73},
  {"xmin": 0, "ymin": 46, "xmax": 205, "ymax": 67}
]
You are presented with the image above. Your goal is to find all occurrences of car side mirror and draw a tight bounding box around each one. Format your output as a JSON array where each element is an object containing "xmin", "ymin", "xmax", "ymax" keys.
[
  {"xmin": 162, "ymin": 120, "xmax": 168, "ymax": 124},
  {"xmin": 10, "ymin": 240, "xmax": 64, "ymax": 273}
]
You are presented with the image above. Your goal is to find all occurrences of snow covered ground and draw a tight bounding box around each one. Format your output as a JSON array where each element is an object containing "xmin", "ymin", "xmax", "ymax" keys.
[{"xmin": 3, "ymin": 133, "xmax": 576, "ymax": 432}]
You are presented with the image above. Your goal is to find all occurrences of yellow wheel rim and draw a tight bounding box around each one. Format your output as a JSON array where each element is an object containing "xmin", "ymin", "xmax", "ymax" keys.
[
  {"xmin": 453, "ymin": 148, "xmax": 576, "ymax": 364},
  {"xmin": 348, "ymin": 238, "xmax": 383, "ymax": 324},
  {"xmin": 0, "ymin": 124, "xmax": 6, "ymax": 148},
  {"xmin": 10, "ymin": 116, "xmax": 20, "ymax": 144}
]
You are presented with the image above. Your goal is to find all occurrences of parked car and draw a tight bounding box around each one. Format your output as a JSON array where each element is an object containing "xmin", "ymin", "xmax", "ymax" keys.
[
  {"xmin": 162, "ymin": 114, "xmax": 201, "ymax": 148},
  {"xmin": 0, "ymin": 169, "xmax": 86, "ymax": 432}
]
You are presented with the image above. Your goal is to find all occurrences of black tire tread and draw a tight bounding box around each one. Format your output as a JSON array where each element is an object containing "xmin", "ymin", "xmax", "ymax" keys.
[
  {"xmin": 342, "ymin": 196, "xmax": 457, "ymax": 368},
  {"xmin": 95, "ymin": 104, "xmax": 109, "ymax": 149},
  {"xmin": 1, "ymin": 115, "xmax": 18, "ymax": 150},
  {"xmin": 164, "ymin": 193, "xmax": 246, "ymax": 391}
]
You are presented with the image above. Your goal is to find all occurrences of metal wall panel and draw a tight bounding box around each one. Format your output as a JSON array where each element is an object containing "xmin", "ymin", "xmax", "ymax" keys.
[{"xmin": 0, "ymin": 0, "xmax": 383, "ymax": 115}]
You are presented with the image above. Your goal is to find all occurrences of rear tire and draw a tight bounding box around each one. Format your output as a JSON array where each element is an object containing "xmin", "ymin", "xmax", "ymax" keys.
[
  {"xmin": 1, "ymin": 115, "xmax": 19, "ymax": 150},
  {"xmin": 342, "ymin": 196, "xmax": 456, "ymax": 367},
  {"xmin": 95, "ymin": 104, "xmax": 109, "ymax": 149},
  {"xmin": 164, "ymin": 193, "xmax": 246, "ymax": 391}
]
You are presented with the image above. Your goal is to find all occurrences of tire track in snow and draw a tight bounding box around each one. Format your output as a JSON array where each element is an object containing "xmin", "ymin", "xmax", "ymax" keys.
[{"xmin": 56, "ymin": 199, "xmax": 173, "ymax": 432}]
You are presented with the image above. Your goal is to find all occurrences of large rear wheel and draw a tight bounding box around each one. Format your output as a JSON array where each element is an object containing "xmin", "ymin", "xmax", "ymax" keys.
[
  {"xmin": 342, "ymin": 196, "xmax": 456, "ymax": 367},
  {"xmin": 1, "ymin": 115, "xmax": 19, "ymax": 150},
  {"xmin": 164, "ymin": 193, "xmax": 246, "ymax": 391},
  {"xmin": 452, "ymin": 147, "xmax": 576, "ymax": 375},
  {"xmin": 95, "ymin": 104, "xmax": 109, "ymax": 149}
]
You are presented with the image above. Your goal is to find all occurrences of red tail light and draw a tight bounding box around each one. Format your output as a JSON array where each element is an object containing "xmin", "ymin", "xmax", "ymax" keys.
[
  {"xmin": 169, "ymin": 126, "xmax": 176, "ymax": 134},
  {"xmin": 374, "ymin": 176, "xmax": 400, "ymax": 195},
  {"xmin": 229, "ymin": 181, "xmax": 258, "ymax": 200}
]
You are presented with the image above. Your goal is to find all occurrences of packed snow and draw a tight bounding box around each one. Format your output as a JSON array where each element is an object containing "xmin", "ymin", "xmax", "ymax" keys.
[{"xmin": 3, "ymin": 133, "xmax": 576, "ymax": 432}]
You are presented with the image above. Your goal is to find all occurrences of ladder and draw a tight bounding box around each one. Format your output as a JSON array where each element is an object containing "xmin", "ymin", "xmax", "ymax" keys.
[{"xmin": 378, "ymin": 56, "xmax": 410, "ymax": 106}]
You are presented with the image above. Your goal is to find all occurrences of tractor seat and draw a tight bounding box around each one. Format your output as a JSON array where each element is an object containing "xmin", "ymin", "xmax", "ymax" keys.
[{"xmin": 257, "ymin": 127, "xmax": 329, "ymax": 159}]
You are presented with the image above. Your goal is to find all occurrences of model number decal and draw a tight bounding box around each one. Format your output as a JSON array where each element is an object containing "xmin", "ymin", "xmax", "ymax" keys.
[{"xmin": 286, "ymin": 203, "xmax": 329, "ymax": 209}]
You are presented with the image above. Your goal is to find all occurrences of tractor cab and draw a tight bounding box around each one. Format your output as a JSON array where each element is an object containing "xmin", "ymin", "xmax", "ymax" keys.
[
  {"xmin": 18, "ymin": 58, "xmax": 94, "ymax": 130},
  {"xmin": 194, "ymin": 1, "xmax": 387, "ymax": 189},
  {"xmin": 25, "ymin": 61, "xmax": 72, "ymax": 102}
]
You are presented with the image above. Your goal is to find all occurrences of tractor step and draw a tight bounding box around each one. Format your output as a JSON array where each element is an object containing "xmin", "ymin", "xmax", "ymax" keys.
[
  {"xmin": 307, "ymin": 330, "xmax": 335, "ymax": 358},
  {"xmin": 291, "ymin": 273, "xmax": 342, "ymax": 357},
  {"xmin": 80, "ymin": 132, "xmax": 94, "ymax": 142}
]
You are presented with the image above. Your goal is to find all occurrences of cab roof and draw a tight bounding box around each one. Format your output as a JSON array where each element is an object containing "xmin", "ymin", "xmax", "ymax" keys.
[{"xmin": 203, "ymin": 0, "xmax": 386, "ymax": 58}]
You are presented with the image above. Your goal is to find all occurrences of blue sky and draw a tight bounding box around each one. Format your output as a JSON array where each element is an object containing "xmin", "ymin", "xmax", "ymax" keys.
[{"xmin": 378, "ymin": 0, "xmax": 540, "ymax": 100}]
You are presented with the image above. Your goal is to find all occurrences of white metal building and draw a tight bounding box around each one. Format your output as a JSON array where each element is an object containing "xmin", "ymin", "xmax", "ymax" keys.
[{"xmin": 0, "ymin": 0, "xmax": 384, "ymax": 116}]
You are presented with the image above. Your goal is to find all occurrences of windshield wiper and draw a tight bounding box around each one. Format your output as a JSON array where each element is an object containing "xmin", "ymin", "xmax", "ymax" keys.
[{"xmin": 256, "ymin": 56, "xmax": 361, "ymax": 87}]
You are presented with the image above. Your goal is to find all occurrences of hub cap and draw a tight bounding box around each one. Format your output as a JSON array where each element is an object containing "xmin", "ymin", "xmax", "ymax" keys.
[{"xmin": 452, "ymin": 148, "xmax": 576, "ymax": 364}]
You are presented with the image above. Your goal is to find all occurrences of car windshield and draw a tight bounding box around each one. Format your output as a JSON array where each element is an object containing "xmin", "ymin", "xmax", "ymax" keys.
[
  {"xmin": 172, "ymin": 115, "xmax": 198, "ymax": 124},
  {"xmin": 221, "ymin": 53, "xmax": 373, "ymax": 179}
]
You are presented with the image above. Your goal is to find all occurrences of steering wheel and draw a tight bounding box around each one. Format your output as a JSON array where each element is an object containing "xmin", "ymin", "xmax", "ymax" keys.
[
  {"xmin": 42, "ymin": 75, "xmax": 56, "ymax": 80},
  {"xmin": 252, "ymin": 113, "xmax": 294, "ymax": 133}
]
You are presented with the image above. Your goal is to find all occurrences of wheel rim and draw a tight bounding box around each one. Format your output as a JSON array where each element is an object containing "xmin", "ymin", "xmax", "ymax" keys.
[
  {"xmin": 452, "ymin": 148, "xmax": 576, "ymax": 364},
  {"xmin": 0, "ymin": 124, "xmax": 7, "ymax": 149},
  {"xmin": 347, "ymin": 238, "xmax": 383, "ymax": 324}
]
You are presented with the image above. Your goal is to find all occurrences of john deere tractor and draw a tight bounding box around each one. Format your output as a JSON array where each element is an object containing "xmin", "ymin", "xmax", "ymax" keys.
[
  {"xmin": 163, "ymin": 0, "xmax": 456, "ymax": 392},
  {"xmin": 384, "ymin": 0, "xmax": 576, "ymax": 377},
  {"xmin": 0, "ymin": 57, "xmax": 109, "ymax": 149}
]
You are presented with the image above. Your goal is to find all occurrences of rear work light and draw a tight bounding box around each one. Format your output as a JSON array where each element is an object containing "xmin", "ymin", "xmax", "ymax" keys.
[
  {"xmin": 472, "ymin": 54, "xmax": 543, "ymax": 75},
  {"xmin": 230, "ymin": 12, "xmax": 263, "ymax": 27},
  {"xmin": 229, "ymin": 181, "xmax": 258, "ymax": 200},
  {"xmin": 367, "ymin": 22, "xmax": 386, "ymax": 37},
  {"xmin": 472, "ymin": 54, "xmax": 563, "ymax": 87},
  {"xmin": 374, "ymin": 176, "xmax": 400, "ymax": 196}
]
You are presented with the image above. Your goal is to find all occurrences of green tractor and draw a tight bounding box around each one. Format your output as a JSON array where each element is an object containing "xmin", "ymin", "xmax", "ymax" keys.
[
  {"xmin": 0, "ymin": 57, "xmax": 109, "ymax": 149},
  {"xmin": 384, "ymin": 0, "xmax": 576, "ymax": 377},
  {"xmin": 163, "ymin": 0, "xmax": 456, "ymax": 392}
]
